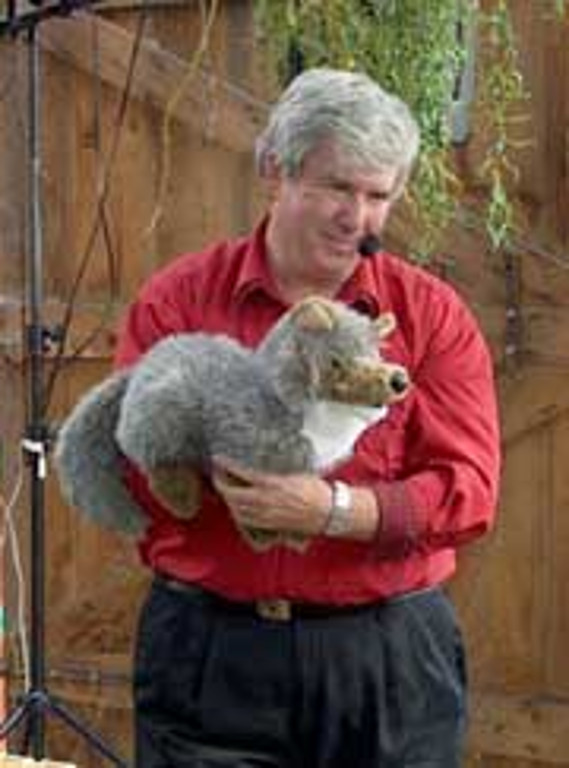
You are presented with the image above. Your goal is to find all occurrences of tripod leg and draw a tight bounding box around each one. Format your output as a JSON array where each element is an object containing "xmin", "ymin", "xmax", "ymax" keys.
[
  {"xmin": 0, "ymin": 694, "xmax": 40, "ymax": 756},
  {"xmin": 1, "ymin": 691, "xmax": 130, "ymax": 767},
  {"xmin": 0, "ymin": 699, "xmax": 32, "ymax": 739},
  {"xmin": 48, "ymin": 696, "xmax": 130, "ymax": 768}
]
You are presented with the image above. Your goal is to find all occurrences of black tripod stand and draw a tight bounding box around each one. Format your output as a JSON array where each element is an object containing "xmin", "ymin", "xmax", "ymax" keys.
[{"xmin": 0, "ymin": 5, "xmax": 129, "ymax": 765}]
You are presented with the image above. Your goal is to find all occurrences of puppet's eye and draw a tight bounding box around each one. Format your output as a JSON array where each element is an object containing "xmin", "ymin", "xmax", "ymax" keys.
[{"xmin": 330, "ymin": 356, "xmax": 344, "ymax": 371}]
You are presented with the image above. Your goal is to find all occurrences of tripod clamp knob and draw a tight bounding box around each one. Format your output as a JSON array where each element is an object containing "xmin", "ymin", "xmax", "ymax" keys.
[{"xmin": 21, "ymin": 437, "xmax": 48, "ymax": 479}]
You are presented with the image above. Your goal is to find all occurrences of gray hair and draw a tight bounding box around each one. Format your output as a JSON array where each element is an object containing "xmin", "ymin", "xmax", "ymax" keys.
[{"xmin": 256, "ymin": 68, "xmax": 420, "ymax": 197}]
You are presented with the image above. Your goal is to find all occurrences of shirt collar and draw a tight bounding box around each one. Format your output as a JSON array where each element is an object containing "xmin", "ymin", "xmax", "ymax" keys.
[
  {"xmin": 233, "ymin": 216, "xmax": 382, "ymax": 317},
  {"xmin": 232, "ymin": 217, "xmax": 283, "ymax": 306}
]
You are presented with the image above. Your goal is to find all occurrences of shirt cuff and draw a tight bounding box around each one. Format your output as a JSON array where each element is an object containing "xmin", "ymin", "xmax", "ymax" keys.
[{"xmin": 371, "ymin": 481, "xmax": 420, "ymax": 558}]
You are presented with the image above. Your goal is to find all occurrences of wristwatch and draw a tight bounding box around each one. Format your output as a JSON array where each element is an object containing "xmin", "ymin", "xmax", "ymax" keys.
[{"xmin": 323, "ymin": 480, "xmax": 353, "ymax": 537}]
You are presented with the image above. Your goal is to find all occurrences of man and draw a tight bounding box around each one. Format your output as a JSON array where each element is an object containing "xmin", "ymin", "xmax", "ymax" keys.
[{"xmin": 116, "ymin": 68, "xmax": 501, "ymax": 767}]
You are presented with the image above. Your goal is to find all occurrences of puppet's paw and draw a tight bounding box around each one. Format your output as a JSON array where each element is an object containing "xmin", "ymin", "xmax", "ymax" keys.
[
  {"xmin": 148, "ymin": 465, "xmax": 202, "ymax": 518},
  {"xmin": 239, "ymin": 526, "xmax": 281, "ymax": 552}
]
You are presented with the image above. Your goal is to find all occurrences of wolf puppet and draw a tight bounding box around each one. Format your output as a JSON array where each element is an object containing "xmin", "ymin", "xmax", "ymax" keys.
[{"xmin": 54, "ymin": 296, "xmax": 409, "ymax": 549}]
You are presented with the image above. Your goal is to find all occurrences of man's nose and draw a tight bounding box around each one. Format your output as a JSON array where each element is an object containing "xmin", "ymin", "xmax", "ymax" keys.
[{"xmin": 338, "ymin": 192, "xmax": 368, "ymax": 230}]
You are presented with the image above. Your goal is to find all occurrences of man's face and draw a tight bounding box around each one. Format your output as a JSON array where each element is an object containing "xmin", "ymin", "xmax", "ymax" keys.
[{"xmin": 267, "ymin": 140, "xmax": 400, "ymax": 274}]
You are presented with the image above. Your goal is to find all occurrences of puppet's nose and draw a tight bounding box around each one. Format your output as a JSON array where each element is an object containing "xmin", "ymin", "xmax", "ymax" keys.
[{"xmin": 389, "ymin": 368, "xmax": 410, "ymax": 395}]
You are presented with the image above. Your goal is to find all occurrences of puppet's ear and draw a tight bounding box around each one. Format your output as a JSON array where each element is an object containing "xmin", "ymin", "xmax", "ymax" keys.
[
  {"xmin": 373, "ymin": 311, "xmax": 397, "ymax": 340},
  {"xmin": 291, "ymin": 297, "xmax": 337, "ymax": 332}
]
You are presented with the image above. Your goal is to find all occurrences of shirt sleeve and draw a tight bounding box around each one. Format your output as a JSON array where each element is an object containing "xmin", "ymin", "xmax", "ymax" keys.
[
  {"xmin": 114, "ymin": 275, "xmax": 193, "ymax": 366},
  {"xmin": 371, "ymin": 289, "xmax": 501, "ymax": 559}
]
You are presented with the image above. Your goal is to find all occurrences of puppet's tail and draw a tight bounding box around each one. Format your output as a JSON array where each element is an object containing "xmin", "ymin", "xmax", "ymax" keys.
[{"xmin": 54, "ymin": 370, "xmax": 147, "ymax": 535}]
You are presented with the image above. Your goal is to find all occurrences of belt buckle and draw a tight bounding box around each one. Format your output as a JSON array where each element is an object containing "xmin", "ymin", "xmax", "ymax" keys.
[{"xmin": 256, "ymin": 598, "xmax": 292, "ymax": 622}]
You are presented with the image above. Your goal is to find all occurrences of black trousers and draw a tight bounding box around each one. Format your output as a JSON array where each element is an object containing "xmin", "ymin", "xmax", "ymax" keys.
[{"xmin": 133, "ymin": 579, "xmax": 467, "ymax": 767}]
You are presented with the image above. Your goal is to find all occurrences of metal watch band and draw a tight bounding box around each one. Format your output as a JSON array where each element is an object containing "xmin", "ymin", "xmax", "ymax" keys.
[{"xmin": 323, "ymin": 480, "xmax": 353, "ymax": 537}]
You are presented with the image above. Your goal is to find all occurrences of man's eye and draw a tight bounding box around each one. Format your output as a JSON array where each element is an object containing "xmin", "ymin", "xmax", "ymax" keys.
[
  {"xmin": 370, "ymin": 191, "xmax": 391, "ymax": 202},
  {"xmin": 324, "ymin": 181, "xmax": 351, "ymax": 196}
]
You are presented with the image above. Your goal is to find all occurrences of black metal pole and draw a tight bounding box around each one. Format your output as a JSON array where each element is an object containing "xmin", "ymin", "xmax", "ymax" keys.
[{"xmin": 26, "ymin": 21, "xmax": 47, "ymax": 758}]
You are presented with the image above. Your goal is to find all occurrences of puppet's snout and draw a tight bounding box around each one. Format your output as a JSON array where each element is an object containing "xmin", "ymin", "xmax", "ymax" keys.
[{"xmin": 324, "ymin": 358, "xmax": 411, "ymax": 406}]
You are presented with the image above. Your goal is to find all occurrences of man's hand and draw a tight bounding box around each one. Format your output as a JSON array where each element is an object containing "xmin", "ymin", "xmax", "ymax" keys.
[
  {"xmin": 212, "ymin": 456, "xmax": 380, "ymax": 541},
  {"xmin": 212, "ymin": 456, "xmax": 332, "ymax": 537}
]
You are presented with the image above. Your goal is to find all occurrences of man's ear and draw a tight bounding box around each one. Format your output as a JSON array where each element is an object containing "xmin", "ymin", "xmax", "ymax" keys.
[{"xmin": 261, "ymin": 152, "xmax": 284, "ymax": 201}]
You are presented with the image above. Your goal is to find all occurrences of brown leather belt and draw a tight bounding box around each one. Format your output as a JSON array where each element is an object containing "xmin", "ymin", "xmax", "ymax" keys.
[{"xmin": 154, "ymin": 573, "xmax": 435, "ymax": 623}]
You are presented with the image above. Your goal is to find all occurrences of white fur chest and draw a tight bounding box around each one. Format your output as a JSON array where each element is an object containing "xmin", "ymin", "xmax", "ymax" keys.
[{"xmin": 301, "ymin": 400, "xmax": 388, "ymax": 472}]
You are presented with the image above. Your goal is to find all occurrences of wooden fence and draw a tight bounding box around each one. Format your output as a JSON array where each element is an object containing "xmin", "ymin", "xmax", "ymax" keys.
[{"xmin": 0, "ymin": 1, "xmax": 568, "ymax": 765}]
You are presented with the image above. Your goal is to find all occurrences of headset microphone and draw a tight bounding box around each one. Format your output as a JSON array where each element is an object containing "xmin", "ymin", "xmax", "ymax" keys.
[{"xmin": 357, "ymin": 233, "xmax": 382, "ymax": 258}]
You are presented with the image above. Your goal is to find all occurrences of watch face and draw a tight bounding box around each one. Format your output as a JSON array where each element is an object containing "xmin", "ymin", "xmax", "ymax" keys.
[
  {"xmin": 334, "ymin": 481, "xmax": 352, "ymax": 511},
  {"xmin": 325, "ymin": 481, "xmax": 352, "ymax": 536}
]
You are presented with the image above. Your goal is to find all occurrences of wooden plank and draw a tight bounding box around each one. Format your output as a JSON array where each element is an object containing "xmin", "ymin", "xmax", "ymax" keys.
[
  {"xmin": 499, "ymin": 368, "xmax": 569, "ymax": 448},
  {"xmin": 0, "ymin": 40, "xmax": 26, "ymax": 295},
  {"xmin": 548, "ymin": 417, "xmax": 569, "ymax": 696},
  {"xmin": 478, "ymin": 304, "xmax": 569, "ymax": 372},
  {"xmin": 39, "ymin": 43, "xmax": 168, "ymax": 296},
  {"xmin": 452, "ymin": 430, "xmax": 551, "ymax": 692},
  {"xmin": 511, "ymin": 2, "xmax": 569, "ymax": 250},
  {"xmin": 40, "ymin": 11, "xmax": 268, "ymax": 155},
  {"xmin": 468, "ymin": 691, "xmax": 569, "ymax": 765}
]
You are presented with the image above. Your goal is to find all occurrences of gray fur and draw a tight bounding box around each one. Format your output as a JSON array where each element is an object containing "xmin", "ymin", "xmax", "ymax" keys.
[
  {"xmin": 54, "ymin": 297, "xmax": 408, "ymax": 538},
  {"xmin": 54, "ymin": 369, "xmax": 146, "ymax": 534}
]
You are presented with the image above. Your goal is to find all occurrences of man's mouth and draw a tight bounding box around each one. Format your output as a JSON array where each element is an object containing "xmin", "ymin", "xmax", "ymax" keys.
[{"xmin": 323, "ymin": 232, "xmax": 358, "ymax": 253}]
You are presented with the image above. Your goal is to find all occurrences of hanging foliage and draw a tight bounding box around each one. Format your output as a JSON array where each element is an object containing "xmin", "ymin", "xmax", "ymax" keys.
[
  {"xmin": 254, "ymin": 0, "xmax": 565, "ymax": 260},
  {"xmin": 476, "ymin": 1, "xmax": 530, "ymax": 251}
]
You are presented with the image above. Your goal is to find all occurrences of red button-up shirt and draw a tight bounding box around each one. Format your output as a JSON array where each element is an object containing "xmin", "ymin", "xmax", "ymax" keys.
[{"xmin": 115, "ymin": 219, "xmax": 501, "ymax": 604}]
